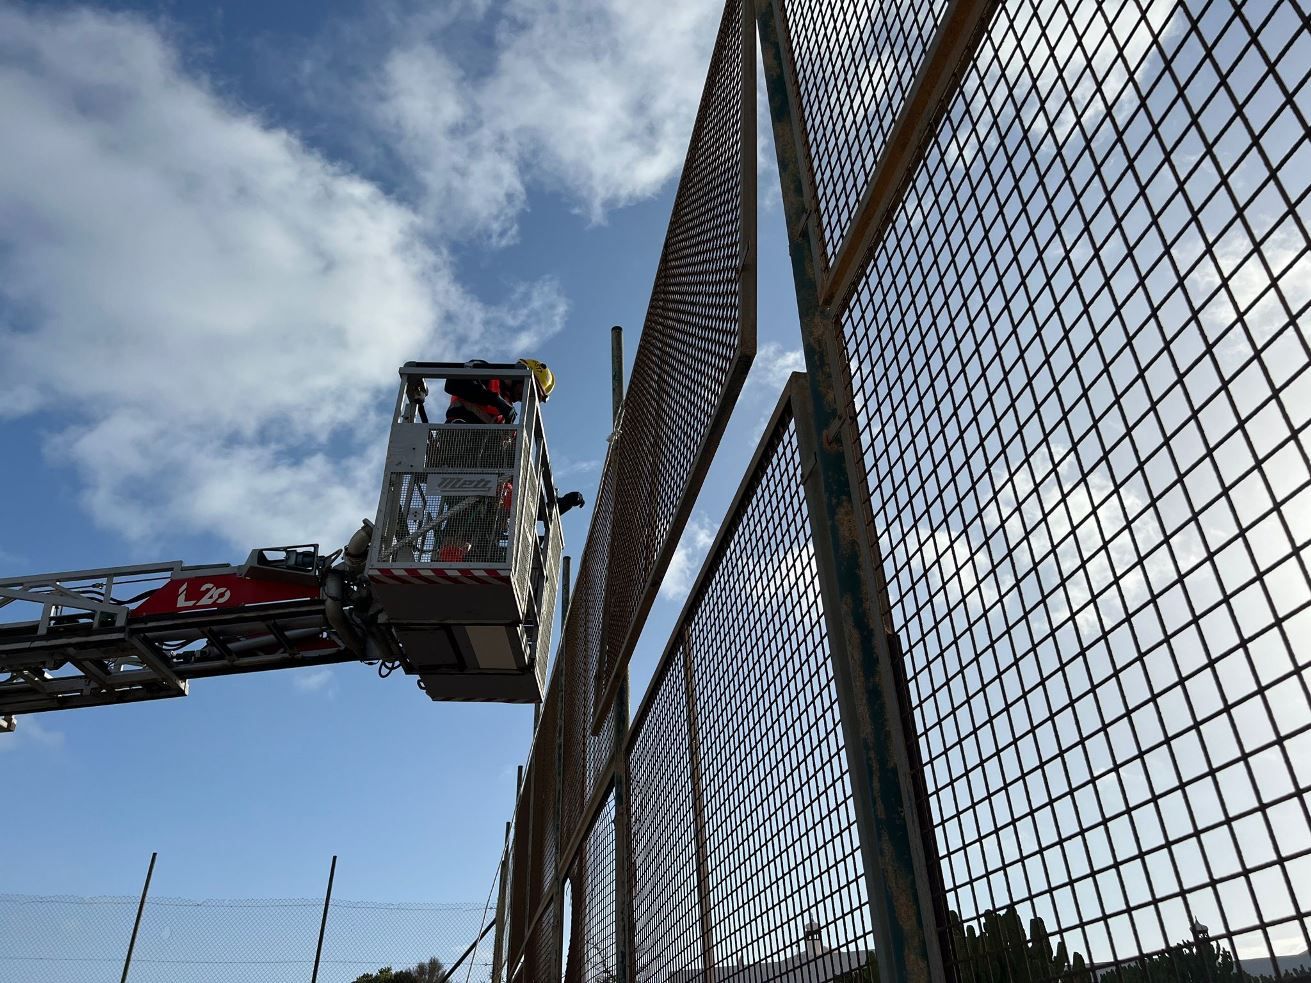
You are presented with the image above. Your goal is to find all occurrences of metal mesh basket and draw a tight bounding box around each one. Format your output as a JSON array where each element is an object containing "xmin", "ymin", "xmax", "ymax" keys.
[{"xmin": 374, "ymin": 425, "xmax": 519, "ymax": 568}]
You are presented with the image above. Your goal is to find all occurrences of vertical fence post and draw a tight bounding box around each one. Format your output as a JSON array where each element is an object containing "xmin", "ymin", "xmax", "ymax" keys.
[
  {"xmin": 608, "ymin": 324, "xmax": 635, "ymax": 983},
  {"xmin": 610, "ymin": 326, "xmax": 625, "ymax": 427},
  {"xmin": 554, "ymin": 557, "xmax": 570, "ymax": 982},
  {"xmin": 755, "ymin": 4, "xmax": 953, "ymax": 983},
  {"xmin": 310, "ymin": 855, "xmax": 337, "ymax": 983},
  {"xmin": 119, "ymin": 852, "xmax": 156, "ymax": 983},
  {"xmin": 561, "ymin": 556, "xmax": 572, "ymax": 626},
  {"xmin": 492, "ymin": 821, "xmax": 512, "ymax": 983}
]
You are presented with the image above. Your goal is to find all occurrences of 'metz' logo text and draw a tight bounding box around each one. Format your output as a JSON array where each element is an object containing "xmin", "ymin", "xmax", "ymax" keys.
[{"xmin": 431, "ymin": 474, "xmax": 498, "ymax": 495}]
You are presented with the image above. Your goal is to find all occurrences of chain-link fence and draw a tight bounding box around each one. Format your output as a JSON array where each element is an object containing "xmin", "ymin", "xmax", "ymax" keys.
[
  {"xmin": 0, "ymin": 892, "xmax": 495, "ymax": 983},
  {"xmin": 500, "ymin": 0, "xmax": 1311, "ymax": 981}
]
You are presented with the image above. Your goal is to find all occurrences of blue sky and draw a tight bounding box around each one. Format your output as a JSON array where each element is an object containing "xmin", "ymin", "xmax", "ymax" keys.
[{"xmin": 0, "ymin": 0, "xmax": 805, "ymax": 907}]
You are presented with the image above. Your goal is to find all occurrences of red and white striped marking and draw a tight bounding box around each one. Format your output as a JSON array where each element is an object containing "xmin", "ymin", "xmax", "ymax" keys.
[{"xmin": 369, "ymin": 567, "xmax": 510, "ymax": 586}]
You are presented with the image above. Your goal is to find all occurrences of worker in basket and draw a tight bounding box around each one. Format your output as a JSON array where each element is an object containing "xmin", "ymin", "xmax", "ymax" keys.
[
  {"xmin": 444, "ymin": 357, "xmax": 550, "ymax": 426},
  {"xmin": 437, "ymin": 359, "xmax": 583, "ymax": 564}
]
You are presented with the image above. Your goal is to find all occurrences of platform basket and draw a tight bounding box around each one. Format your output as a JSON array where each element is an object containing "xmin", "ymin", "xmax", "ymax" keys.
[{"xmin": 365, "ymin": 362, "xmax": 564, "ymax": 704}]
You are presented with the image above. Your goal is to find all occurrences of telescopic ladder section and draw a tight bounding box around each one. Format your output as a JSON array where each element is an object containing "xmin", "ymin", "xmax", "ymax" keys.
[{"xmin": 0, "ymin": 548, "xmax": 348, "ymax": 717}]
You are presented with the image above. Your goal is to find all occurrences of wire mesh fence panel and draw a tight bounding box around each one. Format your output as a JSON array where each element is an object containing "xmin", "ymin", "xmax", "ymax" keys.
[
  {"xmin": 565, "ymin": 794, "xmax": 618, "ymax": 983},
  {"xmin": 535, "ymin": 674, "xmax": 563, "ymax": 928},
  {"xmin": 540, "ymin": 0, "xmax": 756, "ymax": 944},
  {"xmin": 507, "ymin": 671, "xmax": 570, "ymax": 978},
  {"xmin": 0, "ymin": 894, "xmax": 139, "ymax": 983},
  {"xmin": 0, "ymin": 894, "xmax": 493, "ymax": 983},
  {"xmin": 830, "ymin": 0, "xmax": 1311, "ymax": 978},
  {"xmin": 777, "ymin": 0, "xmax": 950, "ymax": 262},
  {"xmin": 628, "ymin": 652, "xmax": 704, "ymax": 982},
  {"xmin": 315, "ymin": 900, "xmax": 495, "ymax": 983},
  {"xmin": 557, "ymin": 551, "xmax": 617, "ymax": 860},
  {"xmin": 590, "ymin": 0, "xmax": 756, "ymax": 719},
  {"xmin": 512, "ymin": 897, "xmax": 559, "ymax": 983},
  {"xmin": 560, "ymin": 560, "xmax": 596, "ymax": 852},
  {"xmin": 627, "ymin": 391, "xmax": 876, "ymax": 982}
]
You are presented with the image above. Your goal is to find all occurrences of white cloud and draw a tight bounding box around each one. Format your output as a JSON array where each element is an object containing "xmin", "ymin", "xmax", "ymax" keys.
[
  {"xmin": 1187, "ymin": 226, "xmax": 1310, "ymax": 359},
  {"xmin": 659, "ymin": 512, "xmax": 717, "ymax": 602},
  {"xmin": 753, "ymin": 342, "xmax": 805, "ymax": 390},
  {"xmin": 292, "ymin": 667, "xmax": 336, "ymax": 694},
  {"xmin": 555, "ymin": 458, "xmax": 600, "ymax": 480},
  {"xmin": 0, "ymin": 7, "xmax": 568, "ymax": 551},
  {"xmin": 0, "ymin": 716, "xmax": 65, "ymax": 752},
  {"xmin": 373, "ymin": 42, "xmax": 527, "ymax": 246},
  {"xmin": 906, "ymin": 445, "xmax": 1170, "ymax": 634},
  {"xmin": 362, "ymin": 0, "xmax": 722, "ymax": 239}
]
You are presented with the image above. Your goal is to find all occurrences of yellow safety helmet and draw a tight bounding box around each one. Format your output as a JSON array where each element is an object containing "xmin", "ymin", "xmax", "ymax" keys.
[{"xmin": 518, "ymin": 358, "xmax": 555, "ymax": 401}]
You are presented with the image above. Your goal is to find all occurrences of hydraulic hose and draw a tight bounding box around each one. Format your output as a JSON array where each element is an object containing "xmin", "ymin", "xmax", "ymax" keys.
[{"xmin": 322, "ymin": 569, "xmax": 365, "ymax": 657}]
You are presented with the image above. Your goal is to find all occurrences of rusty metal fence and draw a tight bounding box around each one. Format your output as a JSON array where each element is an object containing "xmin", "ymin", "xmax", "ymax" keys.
[
  {"xmin": 500, "ymin": 0, "xmax": 1311, "ymax": 981},
  {"xmin": 627, "ymin": 382, "xmax": 876, "ymax": 982},
  {"xmin": 588, "ymin": 0, "xmax": 758, "ymax": 723}
]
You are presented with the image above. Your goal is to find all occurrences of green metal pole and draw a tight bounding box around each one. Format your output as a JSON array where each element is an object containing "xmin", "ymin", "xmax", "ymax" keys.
[
  {"xmin": 609, "ymin": 323, "xmax": 635, "ymax": 983},
  {"xmin": 755, "ymin": 4, "xmax": 950, "ymax": 983},
  {"xmin": 491, "ymin": 821, "xmax": 512, "ymax": 983}
]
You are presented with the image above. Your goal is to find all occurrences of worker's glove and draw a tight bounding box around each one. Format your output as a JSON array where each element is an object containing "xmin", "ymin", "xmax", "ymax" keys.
[{"xmin": 559, "ymin": 491, "xmax": 585, "ymax": 515}]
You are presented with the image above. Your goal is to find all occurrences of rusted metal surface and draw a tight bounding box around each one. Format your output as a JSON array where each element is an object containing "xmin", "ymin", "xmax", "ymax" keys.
[
  {"xmin": 522, "ymin": 1, "xmax": 758, "ymax": 971},
  {"xmin": 507, "ymin": 766, "xmax": 532, "ymax": 966},
  {"xmin": 776, "ymin": 0, "xmax": 950, "ymax": 265},
  {"xmin": 758, "ymin": 3, "xmax": 951, "ymax": 982},
  {"xmin": 818, "ymin": 0, "xmax": 1001, "ymax": 309},
  {"xmin": 590, "ymin": 0, "xmax": 757, "ymax": 728},
  {"xmin": 626, "ymin": 379, "xmax": 875, "ymax": 980},
  {"xmin": 504, "ymin": 1, "xmax": 1311, "ymax": 980}
]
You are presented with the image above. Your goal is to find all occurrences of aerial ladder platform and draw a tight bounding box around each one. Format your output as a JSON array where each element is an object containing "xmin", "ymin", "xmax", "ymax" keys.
[{"xmin": 0, "ymin": 362, "xmax": 567, "ymax": 728}]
